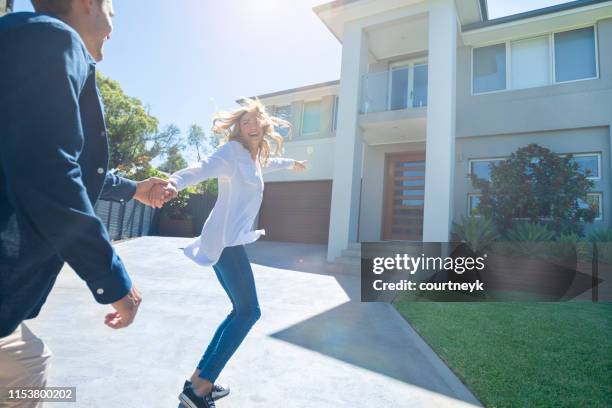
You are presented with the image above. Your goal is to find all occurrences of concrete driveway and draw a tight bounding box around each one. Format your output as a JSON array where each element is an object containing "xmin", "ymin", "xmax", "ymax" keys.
[{"xmin": 28, "ymin": 237, "xmax": 481, "ymax": 408}]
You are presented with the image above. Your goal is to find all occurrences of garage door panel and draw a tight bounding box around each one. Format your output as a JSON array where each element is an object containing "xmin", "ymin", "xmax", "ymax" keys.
[{"xmin": 259, "ymin": 180, "xmax": 332, "ymax": 244}]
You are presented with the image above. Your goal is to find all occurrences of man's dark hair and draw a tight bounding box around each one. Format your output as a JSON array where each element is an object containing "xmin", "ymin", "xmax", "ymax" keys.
[{"xmin": 30, "ymin": 0, "xmax": 73, "ymax": 15}]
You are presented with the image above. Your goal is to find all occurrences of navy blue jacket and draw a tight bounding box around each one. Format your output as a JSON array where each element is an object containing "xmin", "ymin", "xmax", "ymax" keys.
[{"xmin": 0, "ymin": 13, "xmax": 136, "ymax": 337}]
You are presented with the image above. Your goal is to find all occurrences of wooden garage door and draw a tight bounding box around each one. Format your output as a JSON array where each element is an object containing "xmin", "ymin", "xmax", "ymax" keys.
[{"xmin": 259, "ymin": 180, "xmax": 332, "ymax": 244}]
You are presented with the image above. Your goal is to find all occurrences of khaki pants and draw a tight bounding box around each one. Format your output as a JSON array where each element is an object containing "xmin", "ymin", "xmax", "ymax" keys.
[{"xmin": 0, "ymin": 324, "xmax": 52, "ymax": 408}]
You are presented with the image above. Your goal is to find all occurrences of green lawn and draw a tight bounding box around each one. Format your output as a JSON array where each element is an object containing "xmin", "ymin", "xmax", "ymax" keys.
[{"xmin": 393, "ymin": 301, "xmax": 612, "ymax": 408}]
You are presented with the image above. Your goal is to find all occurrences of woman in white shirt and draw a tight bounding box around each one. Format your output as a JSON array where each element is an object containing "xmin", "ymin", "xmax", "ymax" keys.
[{"xmin": 155, "ymin": 98, "xmax": 306, "ymax": 408}]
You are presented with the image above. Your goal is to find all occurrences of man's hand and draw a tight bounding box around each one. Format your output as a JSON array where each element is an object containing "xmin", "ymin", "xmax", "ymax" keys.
[
  {"xmin": 105, "ymin": 285, "xmax": 142, "ymax": 329},
  {"xmin": 293, "ymin": 160, "xmax": 307, "ymax": 172},
  {"xmin": 133, "ymin": 177, "xmax": 169, "ymax": 208}
]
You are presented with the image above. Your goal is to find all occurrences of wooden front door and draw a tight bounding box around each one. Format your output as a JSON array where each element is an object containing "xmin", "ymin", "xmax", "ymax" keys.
[{"xmin": 382, "ymin": 152, "xmax": 426, "ymax": 241}]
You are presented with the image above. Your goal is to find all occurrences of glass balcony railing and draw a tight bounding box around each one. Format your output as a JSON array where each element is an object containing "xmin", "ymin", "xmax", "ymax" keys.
[{"xmin": 361, "ymin": 64, "xmax": 428, "ymax": 114}]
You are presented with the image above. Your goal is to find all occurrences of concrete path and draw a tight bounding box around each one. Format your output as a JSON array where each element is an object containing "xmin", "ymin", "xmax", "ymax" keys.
[{"xmin": 29, "ymin": 237, "xmax": 481, "ymax": 408}]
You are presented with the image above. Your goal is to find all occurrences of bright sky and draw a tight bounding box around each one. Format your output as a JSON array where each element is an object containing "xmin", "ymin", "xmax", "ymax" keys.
[{"xmin": 14, "ymin": 0, "xmax": 570, "ymax": 160}]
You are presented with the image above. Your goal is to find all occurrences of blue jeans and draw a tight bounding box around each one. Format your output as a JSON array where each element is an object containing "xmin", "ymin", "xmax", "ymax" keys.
[{"xmin": 197, "ymin": 245, "xmax": 261, "ymax": 382}]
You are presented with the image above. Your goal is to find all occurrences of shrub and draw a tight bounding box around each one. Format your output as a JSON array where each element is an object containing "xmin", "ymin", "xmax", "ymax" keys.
[
  {"xmin": 471, "ymin": 144, "xmax": 597, "ymax": 236},
  {"xmin": 452, "ymin": 216, "xmax": 500, "ymax": 254}
]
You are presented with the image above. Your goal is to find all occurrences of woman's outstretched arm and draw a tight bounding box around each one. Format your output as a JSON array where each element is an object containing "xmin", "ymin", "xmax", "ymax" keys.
[
  {"xmin": 169, "ymin": 145, "xmax": 234, "ymax": 190},
  {"xmin": 262, "ymin": 158, "xmax": 307, "ymax": 174}
]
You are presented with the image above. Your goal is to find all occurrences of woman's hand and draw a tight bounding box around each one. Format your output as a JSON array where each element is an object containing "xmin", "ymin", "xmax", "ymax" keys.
[{"xmin": 293, "ymin": 160, "xmax": 307, "ymax": 172}]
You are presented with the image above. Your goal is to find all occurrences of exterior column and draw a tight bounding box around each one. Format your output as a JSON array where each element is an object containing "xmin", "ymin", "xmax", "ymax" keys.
[
  {"xmin": 422, "ymin": 0, "xmax": 457, "ymax": 242},
  {"xmin": 327, "ymin": 22, "xmax": 368, "ymax": 262}
]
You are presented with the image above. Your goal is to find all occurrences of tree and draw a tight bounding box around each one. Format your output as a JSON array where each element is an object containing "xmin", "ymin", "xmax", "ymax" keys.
[
  {"xmin": 471, "ymin": 144, "xmax": 597, "ymax": 236},
  {"xmin": 187, "ymin": 124, "xmax": 206, "ymax": 161},
  {"xmin": 158, "ymin": 144, "xmax": 188, "ymax": 174},
  {"xmin": 97, "ymin": 72, "xmax": 177, "ymax": 180},
  {"xmin": 185, "ymin": 124, "xmax": 220, "ymax": 195}
]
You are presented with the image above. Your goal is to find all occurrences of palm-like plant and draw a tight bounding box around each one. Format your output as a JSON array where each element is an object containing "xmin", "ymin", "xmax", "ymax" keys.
[
  {"xmin": 452, "ymin": 216, "xmax": 500, "ymax": 254},
  {"xmin": 507, "ymin": 222, "xmax": 558, "ymax": 259}
]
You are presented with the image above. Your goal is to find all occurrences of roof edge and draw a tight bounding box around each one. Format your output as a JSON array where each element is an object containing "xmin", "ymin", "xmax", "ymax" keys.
[
  {"xmin": 241, "ymin": 80, "xmax": 341, "ymax": 102},
  {"xmin": 463, "ymin": 0, "xmax": 611, "ymax": 31}
]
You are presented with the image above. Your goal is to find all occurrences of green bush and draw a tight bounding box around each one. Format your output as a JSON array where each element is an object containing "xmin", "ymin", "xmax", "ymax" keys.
[
  {"xmin": 452, "ymin": 216, "xmax": 499, "ymax": 254},
  {"xmin": 471, "ymin": 144, "xmax": 597, "ymax": 236}
]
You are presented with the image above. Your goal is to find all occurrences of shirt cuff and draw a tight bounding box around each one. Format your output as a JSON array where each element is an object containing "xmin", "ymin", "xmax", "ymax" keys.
[
  {"xmin": 168, "ymin": 177, "xmax": 183, "ymax": 191},
  {"xmin": 86, "ymin": 253, "xmax": 132, "ymax": 304}
]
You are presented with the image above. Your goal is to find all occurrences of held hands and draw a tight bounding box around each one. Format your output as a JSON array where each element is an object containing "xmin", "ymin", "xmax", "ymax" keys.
[
  {"xmin": 293, "ymin": 160, "xmax": 307, "ymax": 172},
  {"xmin": 133, "ymin": 177, "xmax": 178, "ymax": 208},
  {"xmin": 148, "ymin": 181, "xmax": 178, "ymax": 208},
  {"xmin": 105, "ymin": 285, "xmax": 142, "ymax": 329},
  {"xmin": 133, "ymin": 177, "xmax": 170, "ymax": 208}
]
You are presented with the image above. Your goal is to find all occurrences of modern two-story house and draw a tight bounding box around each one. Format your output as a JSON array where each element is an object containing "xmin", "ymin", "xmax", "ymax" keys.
[{"xmin": 256, "ymin": 0, "xmax": 612, "ymax": 263}]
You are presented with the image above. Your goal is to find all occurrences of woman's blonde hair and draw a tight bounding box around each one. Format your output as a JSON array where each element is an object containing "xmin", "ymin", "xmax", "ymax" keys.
[{"xmin": 212, "ymin": 98, "xmax": 292, "ymax": 165}]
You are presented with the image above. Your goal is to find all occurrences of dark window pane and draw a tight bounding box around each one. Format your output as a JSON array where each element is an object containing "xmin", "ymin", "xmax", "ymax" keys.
[
  {"xmin": 555, "ymin": 27, "xmax": 596, "ymax": 82},
  {"xmin": 473, "ymin": 44, "xmax": 507, "ymax": 93}
]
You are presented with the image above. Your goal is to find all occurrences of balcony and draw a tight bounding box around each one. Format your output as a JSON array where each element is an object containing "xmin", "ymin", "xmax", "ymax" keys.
[
  {"xmin": 359, "ymin": 63, "xmax": 428, "ymax": 145},
  {"xmin": 361, "ymin": 63, "xmax": 428, "ymax": 114}
]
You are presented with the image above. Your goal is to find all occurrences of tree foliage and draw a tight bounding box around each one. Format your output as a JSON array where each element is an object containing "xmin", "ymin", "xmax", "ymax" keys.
[
  {"xmin": 471, "ymin": 144, "xmax": 596, "ymax": 236},
  {"xmin": 96, "ymin": 71, "xmax": 178, "ymax": 180}
]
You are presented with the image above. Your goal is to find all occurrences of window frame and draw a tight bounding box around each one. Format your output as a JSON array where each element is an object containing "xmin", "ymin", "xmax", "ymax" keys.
[
  {"xmin": 563, "ymin": 152, "xmax": 602, "ymax": 181},
  {"xmin": 272, "ymin": 104, "xmax": 292, "ymax": 138},
  {"xmin": 467, "ymin": 193, "xmax": 483, "ymax": 217},
  {"xmin": 468, "ymin": 157, "xmax": 507, "ymax": 181},
  {"xmin": 471, "ymin": 24, "xmax": 599, "ymax": 95},
  {"xmin": 300, "ymin": 99, "xmax": 322, "ymax": 136},
  {"xmin": 578, "ymin": 192, "xmax": 603, "ymax": 221},
  {"xmin": 552, "ymin": 25, "xmax": 600, "ymax": 85},
  {"xmin": 467, "ymin": 152, "xmax": 602, "ymax": 219},
  {"xmin": 471, "ymin": 43, "xmax": 508, "ymax": 95},
  {"xmin": 331, "ymin": 95, "xmax": 340, "ymax": 132},
  {"xmin": 388, "ymin": 57, "xmax": 429, "ymax": 110}
]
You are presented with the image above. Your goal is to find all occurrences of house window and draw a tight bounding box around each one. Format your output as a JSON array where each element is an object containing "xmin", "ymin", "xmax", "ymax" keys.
[
  {"xmin": 554, "ymin": 27, "xmax": 597, "ymax": 82},
  {"xmin": 570, "ymin": 153, "xmax": 600, "ymax": 180},
  {"xmin": 577, "ymin": 193, "xmax": 603, "ymax": 220},
  {"xmin": 511, "ymin": 36, "xmax": 550, "ymax": 89},
  {"xmin": 273, "ymin": 105, "xmax": 292, "ymax": 137},
  {"xmin": 301, "ymin": 101, "xmax": 321, "ymax": 134},
  {"xmin": 473, "ymin": 44, "xmax": 506, "ymax": 93},
  {"xmin": 331, "ymin": 96, "xmax": 339, "ymax": 132},
  {"xmin": 469, "ymin": 158, "xmax": 505, "ymax": 181},
  {"xmin": 473, "ymin": 26, "xmax": 598, "ymax": 94},
  {"xmin": 468, "ymin": 194, "xmax": 482, "ymax": 217}
]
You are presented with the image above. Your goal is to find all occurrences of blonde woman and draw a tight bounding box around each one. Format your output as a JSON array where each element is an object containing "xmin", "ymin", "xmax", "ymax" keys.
[{"xmin": 152, "ymin": 98, "xmax": 306, "ymax": 408}]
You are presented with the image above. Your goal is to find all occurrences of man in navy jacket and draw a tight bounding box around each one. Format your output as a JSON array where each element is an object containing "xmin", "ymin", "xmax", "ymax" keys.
[{"xmin": 0, "ymin": 0, "xmax": 170, "ymax": 400}]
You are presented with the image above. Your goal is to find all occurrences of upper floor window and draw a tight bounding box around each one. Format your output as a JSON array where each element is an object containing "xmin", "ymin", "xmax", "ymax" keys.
[
  {"xmin": 301, "ymin": 101, "xmax": 321, "ymax": 134},
  {"xmin": 472, "ymin": 26, "xmax": 597, "ymax": 94},
  {"xmin": 511, "ymin": 35, "xmax": 550, "ymax": 89},
  {"xmin": 555, "ymin": 27, "xmax": 597, "ymax": 82},
  {"xmin": 273, "ymin": 105, "xmax": 292, "ymax": 137},
  {"xmin": 473, "ymin": 44, "xmax": 506, "ymax": 93}
]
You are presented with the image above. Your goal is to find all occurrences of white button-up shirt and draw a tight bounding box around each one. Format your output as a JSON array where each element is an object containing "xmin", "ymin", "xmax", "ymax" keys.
[{"xmin": 169, "ymin": 140, "xmax": 294, "ymax": 266}]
